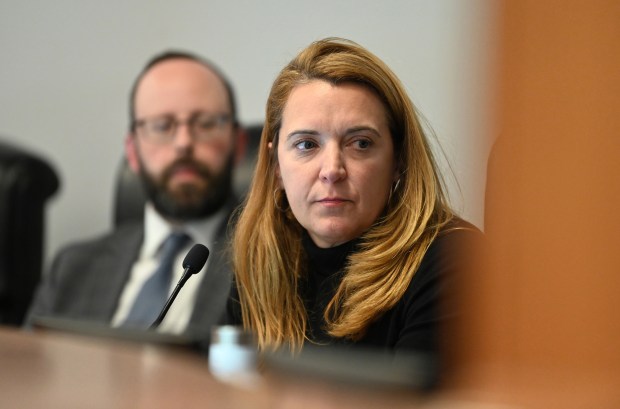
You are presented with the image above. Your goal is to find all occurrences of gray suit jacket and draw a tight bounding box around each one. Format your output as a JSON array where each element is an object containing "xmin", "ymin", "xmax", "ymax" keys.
[{"xmin": 27, "ymin": 209, "xmax": 235, "ymax": 341}]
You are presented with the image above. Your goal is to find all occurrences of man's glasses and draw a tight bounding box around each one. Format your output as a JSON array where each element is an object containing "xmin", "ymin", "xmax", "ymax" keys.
[{"xmin": 132, "ymin": 113, "xmax": 233, "ymax": 144}]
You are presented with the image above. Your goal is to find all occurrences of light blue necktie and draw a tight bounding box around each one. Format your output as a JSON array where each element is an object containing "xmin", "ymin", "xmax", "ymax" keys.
[{"xmin": 122, "ymin": 232, "xmax": 190, "ymax": 328}]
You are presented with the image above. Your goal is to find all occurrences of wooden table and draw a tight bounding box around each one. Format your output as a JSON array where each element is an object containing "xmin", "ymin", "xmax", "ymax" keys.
[
  {"xmin": 0, "ymin": 326, "xmax": 448, "ymax": 409},
  {"xmin": 5, "ymin": 326, "xmax": 545, "ymax": 408},
  {"xmin": 0, "ymin": 326, "xmax": 259, "ymax": 408}
]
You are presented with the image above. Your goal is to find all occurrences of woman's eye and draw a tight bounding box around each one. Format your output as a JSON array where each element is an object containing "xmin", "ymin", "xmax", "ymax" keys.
[
  {"xmin": 294, "ymin": 140, "xmax": 317, "ymax": 151},
  {"xmin": 354, "ymin": 139, "xmax": 372, "ymax": 149}
]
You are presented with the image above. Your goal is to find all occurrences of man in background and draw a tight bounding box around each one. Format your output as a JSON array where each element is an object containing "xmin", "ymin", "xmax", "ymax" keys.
[{"xmin": 27, "ymin": 51, "xmax": 244, "ymax": 338}]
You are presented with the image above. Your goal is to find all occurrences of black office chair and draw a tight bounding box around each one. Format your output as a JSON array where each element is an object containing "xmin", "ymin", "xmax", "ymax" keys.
[
  {"xmin": 233, "ymin": 123, "xmax": 263, "ymax": 199},
  {"xmin": 0, "ymin": 139, "xmax": 60, "ymax": 325},
  {"xmin": 113, "ymin": 155, "xmax": 146, "ymax": 227},
  {"xmin": 113, "ymin": 123, "xmax": 263, "ymax": 227}
]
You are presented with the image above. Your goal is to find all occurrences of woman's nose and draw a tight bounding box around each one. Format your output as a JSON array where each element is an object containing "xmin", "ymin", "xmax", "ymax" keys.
[{"xmin": 319, "ymin": 145, "xmax": 346, "ymax": 183}]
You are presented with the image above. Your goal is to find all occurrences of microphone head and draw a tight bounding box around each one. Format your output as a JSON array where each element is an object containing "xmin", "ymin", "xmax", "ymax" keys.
[{"xmin": 182, "ymin": 244, "xmax": 210, "ymax": 275}]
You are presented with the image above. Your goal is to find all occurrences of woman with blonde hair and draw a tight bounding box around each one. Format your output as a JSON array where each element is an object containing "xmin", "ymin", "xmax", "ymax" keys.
[{"xmin": 227, "ymin": 38, "xmax": 481, "ymax": 356}]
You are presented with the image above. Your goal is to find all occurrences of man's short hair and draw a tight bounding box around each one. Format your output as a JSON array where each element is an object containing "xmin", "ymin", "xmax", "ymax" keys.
[{"xmin": 128, "ymin": 50, "xmax": 238, "ymax": 131}]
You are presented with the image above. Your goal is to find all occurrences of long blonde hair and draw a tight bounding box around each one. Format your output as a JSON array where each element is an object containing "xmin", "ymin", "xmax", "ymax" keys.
[{"xmin": 232, "ymin": 38, "xmax": 454, "ymax": 351}]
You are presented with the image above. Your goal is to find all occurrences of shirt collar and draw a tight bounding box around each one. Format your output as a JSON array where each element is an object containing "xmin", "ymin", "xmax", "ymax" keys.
[{"xmin": 141, "ymin": 202, "xmax": 229, "ymax": 258}]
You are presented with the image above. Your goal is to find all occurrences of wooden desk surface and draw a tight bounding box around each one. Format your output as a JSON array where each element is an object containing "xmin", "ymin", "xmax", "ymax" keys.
[
  {"xmin": 1, "ymin": 326, "xmax": 523, "ymax": 409},
  {"xmin": 0, "ymin": 326, "xmax": 439, "ymax": 409},
  {"xmin": 0, "ymin": 326, "xmax": 255, "ymax": 408}
]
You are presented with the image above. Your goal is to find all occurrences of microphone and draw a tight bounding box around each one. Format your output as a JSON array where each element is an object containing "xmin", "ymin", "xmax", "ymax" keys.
[{"xmin": 150, "ymin": 244, "xmax": 210, "ymax": 329}]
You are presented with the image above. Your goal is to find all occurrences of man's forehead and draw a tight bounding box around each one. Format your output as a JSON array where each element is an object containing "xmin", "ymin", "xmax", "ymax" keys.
[{"xmin": 135, "ymin": 59, "xmax": 230, "ymax": 116}]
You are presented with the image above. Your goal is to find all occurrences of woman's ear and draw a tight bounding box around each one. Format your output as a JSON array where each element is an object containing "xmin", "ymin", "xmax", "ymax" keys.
[
  {"xmin": 276, "ymin": 167, "xmax": 283, "ymax": 188},
  {"xmin": 269, "ymin": 141, "xmax": 284, "ymax": 188}
]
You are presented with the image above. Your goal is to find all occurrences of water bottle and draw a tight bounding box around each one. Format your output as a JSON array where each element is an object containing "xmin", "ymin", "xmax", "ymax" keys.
[{"xmin": 208, "ymin": 325, "xmax": 259, "ymax": 387}]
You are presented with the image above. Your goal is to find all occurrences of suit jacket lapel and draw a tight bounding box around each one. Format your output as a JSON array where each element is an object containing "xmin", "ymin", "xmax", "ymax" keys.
[
  {"xmin": 187, "ymin": 201, "xmax": 236, "ymax": 337},
  {"xmin": 91, "ymin": 224, "xmax": 143, "ymax": 321}
]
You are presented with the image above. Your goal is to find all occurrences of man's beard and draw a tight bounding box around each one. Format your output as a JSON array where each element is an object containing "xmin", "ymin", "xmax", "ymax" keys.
[{"xmin": 138, "ymin": 155, "xmax": 233, "ymax": 222}]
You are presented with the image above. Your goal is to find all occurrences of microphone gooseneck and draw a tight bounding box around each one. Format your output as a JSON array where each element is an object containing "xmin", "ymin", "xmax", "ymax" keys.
[{"xmin": 150, "ymin": 244, "xmax": 210, "ymax": 329}]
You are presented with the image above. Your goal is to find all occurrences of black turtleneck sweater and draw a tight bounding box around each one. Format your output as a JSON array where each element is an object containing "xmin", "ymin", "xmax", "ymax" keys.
[
  {"xmin": 299, "ymin": 232, "xmax": 356, "ymax": 346},
  {"xmin": 227, "ymin": 218, "xmax": 483, "ymax": 355}
]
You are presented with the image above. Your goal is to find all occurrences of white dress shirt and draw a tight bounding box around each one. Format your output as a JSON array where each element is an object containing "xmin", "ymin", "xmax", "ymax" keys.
[{"xmin": 111, "ymin": 202, "xmax": 228, "ymax": 334}]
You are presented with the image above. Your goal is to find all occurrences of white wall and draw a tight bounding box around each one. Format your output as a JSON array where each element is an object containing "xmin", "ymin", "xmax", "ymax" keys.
[{"xmin": 0, "ymin": 0, "xmax": 497, "ymax": 264}]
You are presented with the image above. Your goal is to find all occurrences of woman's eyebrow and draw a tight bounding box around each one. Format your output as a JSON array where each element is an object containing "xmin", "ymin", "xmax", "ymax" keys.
[
  {"xmin": 285, "ymin": 129, "xmax": 319, "ymax": 140},
  {"xmin": 344, "ymin": 126, "xmax": 382, "ymax": 137},
  {"xmin": 285, "ymin": 126, "xmax": 382, "ymax": 140}
]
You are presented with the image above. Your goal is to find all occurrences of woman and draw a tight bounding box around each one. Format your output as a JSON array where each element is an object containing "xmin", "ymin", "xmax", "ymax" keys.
[{"xmin": 228, "ymin": 38, "xmax": 481, "ymax": 355}]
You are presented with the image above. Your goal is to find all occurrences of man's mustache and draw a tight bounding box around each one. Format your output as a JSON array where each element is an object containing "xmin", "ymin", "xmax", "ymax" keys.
[{"xmin": 161, "ymin": 159, "xmax": 212, "ymax": 184}]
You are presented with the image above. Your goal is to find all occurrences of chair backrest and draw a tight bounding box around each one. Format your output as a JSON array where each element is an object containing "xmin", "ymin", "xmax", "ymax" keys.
[
  {"xmin": 113, "ymin": 123, "xmax": 263, "ymax": 227},
  {"xmin": 0, "ymin": 139, "xmax": 59, "ymax": 325},
  {"xmin": 113, "ymin": 155, "xmax": 147, "ymax": 227}
]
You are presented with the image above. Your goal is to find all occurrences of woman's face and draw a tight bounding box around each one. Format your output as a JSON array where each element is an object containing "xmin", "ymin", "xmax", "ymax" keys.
[{"xmin": 276, "ymin": 80, "xmax": 398, "ymax": 248}]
